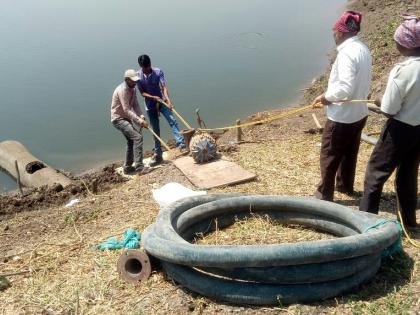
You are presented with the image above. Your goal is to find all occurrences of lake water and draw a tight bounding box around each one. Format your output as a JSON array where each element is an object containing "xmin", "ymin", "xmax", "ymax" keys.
[{"xmin": 0, "ymin": 0, "xmax": 344, "ymax": 192}]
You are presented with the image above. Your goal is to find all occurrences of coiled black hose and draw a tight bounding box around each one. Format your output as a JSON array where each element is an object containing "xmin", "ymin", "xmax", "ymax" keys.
[{"xmin": 142, "ymin": 194, "xmax": 401, "ymax": 305}]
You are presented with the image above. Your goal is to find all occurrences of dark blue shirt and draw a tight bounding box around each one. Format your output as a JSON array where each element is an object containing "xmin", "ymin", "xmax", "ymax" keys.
[{"xmin": 137, "ymin": 67, "xmax": 166, "ymax": 110}]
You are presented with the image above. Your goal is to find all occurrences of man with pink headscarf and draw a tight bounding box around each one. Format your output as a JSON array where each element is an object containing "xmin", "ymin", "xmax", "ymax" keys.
[
  {"xmin": 313, "ymin": 11, "xmax": 372, "ymax": 201},
  {"xmin": 360, "ymin": 15, "xmax": 420, "ymax": 228}
]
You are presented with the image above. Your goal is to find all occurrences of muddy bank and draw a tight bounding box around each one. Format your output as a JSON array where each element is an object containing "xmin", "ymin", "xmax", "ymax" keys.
[
  {"xmin": 0, "ymin": 133, "xmax": 225, "ymax": 217},
  {"xmin": 1, "ymin": 0, "xmax": 418, "ymax": 218},
  {"xmin": 1, "ymin": 1, "xmax": 419, "ymax": 314},
  {"xmin": 305, "ymin": 0, "xmax": 419, "ymax": 102},
  {"xmin": 0, "ymin": 164, "xmax": 127, "ymax": 217}
]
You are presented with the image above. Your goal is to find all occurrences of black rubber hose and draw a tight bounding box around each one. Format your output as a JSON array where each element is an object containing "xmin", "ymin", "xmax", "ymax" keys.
[
  {"xmin": 147, "ymin": 207, "xmax": 381, "ymax": 283},
  {"xmin": 161, "ymin": 258, "xmax": 380, "ymax": 305},
  {"xmin": 144, "ymin": 196, "xmax": 399, "ymax": 267},
  {"xmin": 142, "ymin": 194, "xmax": 400, "ymax": 304},
  {"xmin": 200, "ymin": 253, "xmax": 380, "ymax": 284}
]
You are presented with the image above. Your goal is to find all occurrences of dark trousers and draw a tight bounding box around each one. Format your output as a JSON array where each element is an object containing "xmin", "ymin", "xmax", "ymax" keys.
[
  {"xmin": 360, "ymin": 119, "xmax": 420, "ymax": 227},
  {"xmin": 112, "ymin": 119, "xmax": 144, "ymax": 169},
  {"xmin": 316, "ymin": 117, "xmax": 367, "ymax": 201}
]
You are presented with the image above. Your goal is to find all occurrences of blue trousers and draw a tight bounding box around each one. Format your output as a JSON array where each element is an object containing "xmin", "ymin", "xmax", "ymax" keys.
[{"xmin": 147, "ymin": 105, "xmax": 185, "ymax": 157}]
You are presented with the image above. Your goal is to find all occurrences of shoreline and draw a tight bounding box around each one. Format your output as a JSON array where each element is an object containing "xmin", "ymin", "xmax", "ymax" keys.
[
  {"xmin": 1, "ymin": 1, "xmax": 420, "ymax": 314},
  {"xmin": 1, "ymin": 0, "xmax": 416, "ymax": 200},
  {"xmin": 0, "ymin": 75, "xmax": 321, "ymax": 197}
]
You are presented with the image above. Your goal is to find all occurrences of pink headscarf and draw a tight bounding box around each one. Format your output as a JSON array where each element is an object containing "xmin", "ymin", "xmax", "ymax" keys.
[
  {"xmin": 394, "ymin": 15, "xmax": 420, "ymax": 49},
  {"xmin": 334, "ymin": 11, "xmax": 362, "ymax": 34}
]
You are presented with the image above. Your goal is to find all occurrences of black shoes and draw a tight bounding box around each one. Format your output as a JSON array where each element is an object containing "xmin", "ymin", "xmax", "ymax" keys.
[
  {"xmin": 123, "ymin": 165, "xmax": 136, "ymax": 175},
  {"xmin": 179, "ymin": 146, "xmax": 189, "ymax": 154},
  {"xmin": 137, "ymin": 166, "xmax": 153, "ymax": 175},
  {"xmin": 336, "ymin": 186, "xmax": 362, "ymax": 198},
  {"xmin": 123, "ymin": 165, "xmax": 153, "ymax": 175},
  {"xmin": 313, "ymin": 190, "xmax": 333, "ymax": 202},
  {"xmin": 149, "ymin": 155, "xmax": 163, "ymax": 167}
]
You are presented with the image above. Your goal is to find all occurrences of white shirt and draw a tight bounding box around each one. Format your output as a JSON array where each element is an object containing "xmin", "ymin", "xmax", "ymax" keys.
[
  {"xmin": 325, "ymin": 36, "xmax": 372, "ymax": 124},
  {"xmin": 381, "ymin": 57, "xmax": 420, "ymax": 126}
]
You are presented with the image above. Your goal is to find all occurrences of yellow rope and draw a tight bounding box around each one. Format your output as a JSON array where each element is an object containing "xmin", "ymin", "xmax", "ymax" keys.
[
  {"xmin": 198, "ymin": 104, "xmax": 313, "ymax": 131},
  {"xmin": 154, "ymin": 98, "xmax": 420, "ymax": 248},
  {"xmin": 150, "ymin": 98, "xmax": 420, "ymax": 248},
  {"xmin": 397, "ymin": 210, "xmax": 420, "ymax": 248},
  {"xmin": 395, "ymin": 189, "xmax": 420, "ymax": 248},
  {"xmin": 197, "ymin": 99, "xmax": 375, "ymax": 132}
]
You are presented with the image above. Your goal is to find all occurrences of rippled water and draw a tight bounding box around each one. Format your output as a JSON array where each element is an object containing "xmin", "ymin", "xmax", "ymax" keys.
[{"xmin": 0, "ymin": 0, "xmax": 344, "ymax": 191}]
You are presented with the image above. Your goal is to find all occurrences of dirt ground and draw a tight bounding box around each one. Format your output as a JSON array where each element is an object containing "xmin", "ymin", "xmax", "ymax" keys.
[
  {"xmin": 0, "ymin": 164, "xmax": 129, "ymax": 217},
  {"xmin": 1, "ymin": 0, "xmax": 420, "ymax": 314},
  {"xmin": 1, "ymin": 109, "xmax": 419, "ymax": 314}
]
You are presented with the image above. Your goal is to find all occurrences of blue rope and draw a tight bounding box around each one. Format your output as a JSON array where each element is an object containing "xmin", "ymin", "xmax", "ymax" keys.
[
  {"xmin": 96, "ymin": 228, "xmax": 141, "ymax": 250},
  {"xmin": 364, "ymin": 219, "xmax": 403, "ymax": 259}
]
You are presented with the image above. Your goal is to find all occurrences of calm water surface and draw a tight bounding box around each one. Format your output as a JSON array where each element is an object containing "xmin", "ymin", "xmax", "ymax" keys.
[{"xmin": 0, "ymin": 0, "xmax": 344, "ymax": 191}]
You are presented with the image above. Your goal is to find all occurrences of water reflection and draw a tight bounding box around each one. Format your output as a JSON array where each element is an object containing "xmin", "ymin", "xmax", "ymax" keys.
[{"xmin": 0, "ymin": 0, "xmax": 344, "ymax": 190}]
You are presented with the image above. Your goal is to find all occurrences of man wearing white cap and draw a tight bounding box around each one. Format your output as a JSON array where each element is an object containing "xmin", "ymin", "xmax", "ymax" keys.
[{"xmin": 111, "ymin": 69, "xmax": 151, "ymax": 175}]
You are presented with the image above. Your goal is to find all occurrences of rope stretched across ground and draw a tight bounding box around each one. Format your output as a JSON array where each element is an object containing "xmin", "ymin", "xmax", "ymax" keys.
[
  {"xmin": 196, "ymin": 99, "xmax": 375, "ymax": 132},
  {"xmin": 168, "ymin": 100, "xmax": 419, "ymax": 248}
]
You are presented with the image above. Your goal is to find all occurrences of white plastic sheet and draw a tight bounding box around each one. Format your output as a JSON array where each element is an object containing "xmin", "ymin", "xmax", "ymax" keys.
[
  {"xmin": 152, "ymin": 182, "xmax": 207, "ymax": 209},
  {"xmin": 65, "ymin": 198, "xmax": 80, "ymax": 208}
]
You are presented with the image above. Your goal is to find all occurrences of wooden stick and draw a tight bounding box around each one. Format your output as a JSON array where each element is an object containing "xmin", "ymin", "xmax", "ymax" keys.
[
  {"xmin": 367, "ymin": 131, "xmax": 381, "ymax": 136},
  {"xmin": 14, "ymin": 160, "xmax": 23, "ymax": 195},
  {"xmin": 159, "ymin": 100, "xmax": 193, "ymax": 129},
  {"xmin": 75, "ymin": 290, "xmax": 80, "ymax": 315},
  {"xmin": 367, "ymin": 104, "xmax": 382, "ymax": 114},
  {"xmin": 0, "ymin": 269, "xmax": 38, "ymax": 277},
  {"xmin": 311, "ymin": 113, "xmax": 323, "ymax": 130},
  {"xmin": 146, "ymin": 127, "xmax": 171, "ymax": 151},
  {"xmin": 91, "ymin": 178, "xmax": 98, "ymax": 194},
  {"xmin": 236, "ymin": 120, "xmax": 242, "ymax": 143},
  {"xmin": 361, "ymin": 133, "xmax": 378, "ymax": 145},
  {"xmin": 195, "ymin": 109, "xmax": 207, "ymax": 129},
  {"xmin": 172, "ymin": 108, "xmax": 193, "ymax": 130}
]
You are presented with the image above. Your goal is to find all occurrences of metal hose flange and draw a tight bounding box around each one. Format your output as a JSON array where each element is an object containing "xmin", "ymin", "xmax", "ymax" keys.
[{"xmin": 117, "ymin": 250, "xmax": 152, "ymax": 284}]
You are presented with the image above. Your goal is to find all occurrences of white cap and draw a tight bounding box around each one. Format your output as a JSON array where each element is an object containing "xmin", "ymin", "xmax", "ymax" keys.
[{"xmin": 124, "ymin": 69, "xmax": 140, "ymax": 81}]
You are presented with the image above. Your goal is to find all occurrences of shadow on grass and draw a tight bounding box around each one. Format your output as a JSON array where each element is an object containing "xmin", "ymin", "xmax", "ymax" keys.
[
  {"xmin": 160, "ymin": 195, "xmax": 418, "ymax": 312},
  {"xmin": 162, "ymin": 251, "xmax": 415, "ymax": 313},
  {"xmin": 318, "ymin": 251, "xmax": 415, "ymax": 311},
  {"xmin": 335, "ymin": 192, "xmax": 398, "ymax": 210},
  {"xmin": 335, "ymin": 197, "xmax": 362, "ymax": 208},
  {"xmin": 336, "ymin": 193, "xmax": 420, "ymax": 240}
]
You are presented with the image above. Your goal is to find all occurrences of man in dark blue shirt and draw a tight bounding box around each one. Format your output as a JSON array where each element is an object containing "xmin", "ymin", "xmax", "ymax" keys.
[{"xmin": 137, "ymin": 55, "xmax": 186, "ymax": 166}]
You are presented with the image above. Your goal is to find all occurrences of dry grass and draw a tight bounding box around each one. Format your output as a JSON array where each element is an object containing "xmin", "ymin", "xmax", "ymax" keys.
[
  {"xmin": 2, "ymin": 1, "xmax": 420, "ymax": 312},
  {"xmin": 1, "ymin": 111, "xmax": 419, "ymax": 314},
  {"xmin": 195, "ymin": 215, "xmax": 336, "ymax": 246}
]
